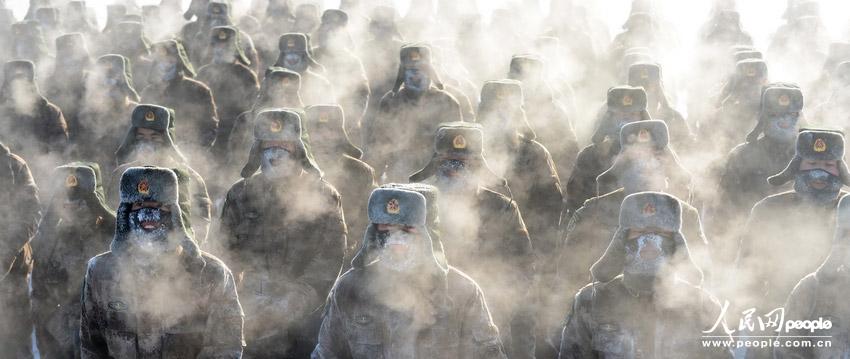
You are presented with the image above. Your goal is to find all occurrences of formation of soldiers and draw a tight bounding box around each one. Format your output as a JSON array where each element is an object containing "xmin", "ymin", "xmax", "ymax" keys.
[{"xmin": 3, "ymin": 0, "xmax": 850, "ymax": 358}]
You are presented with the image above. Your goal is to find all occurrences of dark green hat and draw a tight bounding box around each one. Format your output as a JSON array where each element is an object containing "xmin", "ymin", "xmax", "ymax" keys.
[
  {"xmin": 4, "ymin": 60, "xmax": 36, "ymax": 82},
  {"xmin": 507, "ymin": 54, "xmax": 544, "ymax": 81},
  {"xmin": 768, "ymin": 130, "xmax": 850, "ymax": 186},
  {"xmin": 477, "ymin": 79, "xmax": 536, "ymax": 139},
  {"xmin": 115, "ymin": 104, "xmax": 186, "ymax": 165},
  {"xmin": 56, "ymin": 33, "xmax": 90, "ymax": 60},
  {"xmin": 392, "ymin": 43, "xmax": 442, "ymax": 91},
  {"xmin": 320, "ymin": 9, "xmax": 348, "ymax": 27},
  {"xmin": 95, "ymin": 54, "xmax": 141, "ymax": 102},
  {"xmin": 736, "ymin": 59, "xmax": 768, "ymax": 80},
  {"xmin": 628, "ymin": 62, "xmax": 662, "ymax": 88},
  {"xmin": 240, "ymin": 109, "xmax": 323, "ymax": 178},
  {"xmin": 733, "ymin": 50, "xmax": 763, "ymax": 62},
  {"xmin": 151, "ymin": 39, "xmax": 196, "ymax": 78},
  {"xmin": 209, "ymin": 25, "xmax": 250, "ymax": 66},
  {"xmin": 591, "ymin": 86, "xmax": 652, "ymax": 144},
  {"xmin": 304, "ymin": 104, "xmax": 363, "ymax": 159},
  {"xmin": 275, "ymin": 32, "xmax": 321, "ymax": 69},
  {"xmin": 409, "ymin": 122, "xmax": 505, "ymax": 186},
  {"xmin": 745, "ymin": 84, "xmax": 804, "ymax": 142}
]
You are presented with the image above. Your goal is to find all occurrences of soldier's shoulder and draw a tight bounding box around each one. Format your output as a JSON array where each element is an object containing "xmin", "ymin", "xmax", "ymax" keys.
[
  {"xmin": 180, "ymin": 76, "xmax": 213, "ymax": 94},
  {"xmin": 340, "ymin": 154, "xmax": 374, "ymax": 173},
  {"xmin": 476, "ymin": 187, "xmax": 515, "ymax": 210},
  {"xmin": 752, "ymin": 190, "xmax": 796, "ymax": 210},
  {"xmin": 198, "ymin": 251, "xmax": 235, "ymax": 279},
  {"xmin": 574, "ymin": 278, "xmax": 625, "ymax": 306},
  {"xmin": 446, "ymin": 266, "xmax": 484, "ymax": 298},
  {"xmin": 86, "ymin": 251, "xmax": 118, "ymax": 278},
  {"xmin": 225, "ymin": 177, "xmax": 250, "ymax": 196}
]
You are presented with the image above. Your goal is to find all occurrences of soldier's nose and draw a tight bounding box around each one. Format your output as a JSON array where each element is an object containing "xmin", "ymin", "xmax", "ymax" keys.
[{"xmin": 639, "ymin": 246, "xmax": 660, "ymax": 260}]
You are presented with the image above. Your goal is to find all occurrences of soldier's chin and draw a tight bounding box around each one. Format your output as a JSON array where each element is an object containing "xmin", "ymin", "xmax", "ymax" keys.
[
  {"xmin": 808, "ymin": 180, "xmax": 828, "ymax": 190},
  {"xmin": 141, "ymin": 221, "xmax": 162, "ymax": 231}
]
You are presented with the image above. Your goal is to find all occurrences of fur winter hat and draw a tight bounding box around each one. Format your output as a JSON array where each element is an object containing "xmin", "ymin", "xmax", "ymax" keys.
[{"xmin": 768, "ymin": 129, "xmax": 850, "ymax": 186}]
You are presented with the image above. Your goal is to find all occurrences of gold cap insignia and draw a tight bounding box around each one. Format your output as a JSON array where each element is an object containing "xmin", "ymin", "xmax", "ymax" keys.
[
  {"xmin": 452, "ymin": 135, "xmax": 467, "ymax": 149},
  {"xmin": 137, "ymin": 179, "xmax": 150, "ymax": 195},
  {"xmin": 65, "ymin": 174, "xmax": 78, "ymax": 188},
  {"xmin": 270, "ymin": 120, "xmax": 282, "ymax": 133},
  {"xmin": 778, "ymin": 94, "xmax": 791, "ymax": 107},
  {"xmin": 622, "ymin": 95, "xmax": 634, "ymax": 107},
  {"xmin": 745, "ymin": 66, "xmax": 757, "ymax": 77},
  {"xmin": 640, "ymin": 68, "xmax": 650, "ymax": 79},
  {"xmin": 212, "ymin": 5, "xmax": 222, "ymax": 14},
  {"xmin": 643, "ymin": 202, "xmax": 656, "ymax": 216},
  {"xmin": 496, "ymin": 87, "xmax": 508, "ymax": 100},
  {"xmin": 814, "ymin": 138, "xmax": 827, "ymax": 153},
  {"xmin": 638, "ymin": 129, "xmax": 651, "ymax": 143},
  {"xmin": 386, "ymin": 198, "xmax": 400, "ymax": 214},
  {"xmin": 217, "ymin": 30, "xmax": 228, "ymax": 40},
  {"xmin": 144, "ymin": 111, "xmax": 156, "ymax": 122},
  {"xmin": 318, "ymin": 112, "xmax": 329, "ymax": 123},
  {"xmin": 287, "ymin": 38, "xmax": 296, "ymax": 48}
]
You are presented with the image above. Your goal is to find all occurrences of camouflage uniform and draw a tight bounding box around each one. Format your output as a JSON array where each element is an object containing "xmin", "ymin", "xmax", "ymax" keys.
[
  {"xmin": 312, "ymin": 187, "xmax": 508, "ymax": 359},
  {"xmin": 312, "ymin": 9, "xmax": 371, "ymax": 145},
  {"xmin": 80, "ymin": 166, "xmax": 244, "ymax": 358},
  {"xmin": 303, "ymin": 105, "xmax": 376, "ymax": 263},
  {"xmin": 737, "ymin": 130, "xmax": 850, "ymax": 311},
  {"xmin": 274, "ymin": 33, "xmax": 337, "ymax": 106},
  {"xmin": 364, "ymin": 45, "xmax": 462, "ymax": 182},
  {"xmin": 141, "ymin": 40, "xmax": 219, "ymax": 152},
  {"xmin": 75, "ymin": 54, "xmax": 140, "ymax": 171},
  {"xmin": 110, "ymin": 104, "xmax": 212, "ymax": 247},
  {"xmin": 507, "ymin": 55, "xmax": 579, "ymax": 181},
  {"xmin": 559, "ymin": 192, "xmax": 732, "ymax": 359},
  {"xmin": 219, "ymin": 109, "xmax": 346, "ymax": 357},
  {"xmin": 196, "ymin": 26, "xmax": 260, "ymax": 163},
  {"xmin": 0, "ymin": 60, "xmax": 68, "ymax": 163},
  {"xmin": 0, "ymin": 142, "xmax": 40, "ymax": 358},
  {"xmin": 31, "ymin": 163, "xmax": 114, "ymax": 358},
  {"xmin": 565, "ymin": 86, "xmax": 651, "ymax": 215},
  {"xmin": 409, "ymin": 123, "xmax": 536, "ymax": 358},
  {"xmin": 775, "ymin": 195, "xmax": 850, "ymax": 358}
]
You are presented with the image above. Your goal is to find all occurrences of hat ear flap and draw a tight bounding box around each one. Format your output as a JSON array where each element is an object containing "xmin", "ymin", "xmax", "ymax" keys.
[
  {"xmin": 240, "ymin": 141, "xmax": 263, "ymax": 178},
  {"xmin": 767, "ymin": 156, "xmax": 801, "ymax": 186},
  {"xmin": 746, "ymin": 119, "xmax": 765, "ymax": 143},
  {"xmin": 838, "ymin": 161, "xmax": 850, "ymax": 186},
  {"xmin": 114, "ymin": 127, "xmax": 138, "ymax": 165},
  {"xmin": 590, "ymin": 228, "xmax": 628, "ymax": 283},
  {"xmin": 392, "ymin": 64, "xmax": 405, "ymax": 92},
  {"xmin": 409, "ymin": 155, "xmax": 439, "ymax": 183},
  {"xmin": 591, "ymin": 111, "xmax": 613, "ymax": 144},
  {"xmin": 351, "ymin": 223, "xmax": 379, "ymax": 268},
  {"xmin": 596, "ymin": 158, "xmax": 624, "ymax": 197}
]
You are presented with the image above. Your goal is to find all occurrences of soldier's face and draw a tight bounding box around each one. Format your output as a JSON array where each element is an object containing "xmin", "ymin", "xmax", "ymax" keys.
[
  {"xmin": 59, "ymin": 198, "xmax": 89, "ymax": 222},
  {"xmin": 128, "ymin": 201, "xmax": 173, "ymax": 252},
  {"xmin": 624, "ymin": 228, "xmax": 674, "ymax": 276},
  {"xmin": 375, "ymin": 224, "xmax": 423, "ymax": 272},
  {"xmin": 435, "ymin": 158, "xmax": 475, "ymax": 194},
  {"xmin": 796, "ymin": 160, "xmax": 842, "ymax": 203},
  {"xmin": 282, "ymin": 52, "xmax": 307, "ymax": 73},
  {"xmin": 135, "ymin": 127, "xmax": 165, "ymax": 144},
  {"xmin": 403, "ymin": 68, "xmax": 430, "ymax": 93},
  {"xmin": 764, "ymin": 112, "xmax": 799, "ymax": 143},
  {"xmin": 260, "ymin": 145, "xmax": 298, "ymax": 179}
]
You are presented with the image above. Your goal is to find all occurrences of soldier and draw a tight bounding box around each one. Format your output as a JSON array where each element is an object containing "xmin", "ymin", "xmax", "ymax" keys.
[
  {"xmin": 219, "ymin": 109, "xmax": 346, "ymax": 357},
  {"xmin": 227, "ymin": 68, "xmax": 305, "ymax": 175},
  {"xmin": 80, "ymin": 166, "xmax": 244, "ymax": 357},
  {"xmin": 101, "ymin": 21, "xmax": 152, "ymax": 90},
  {"xmin": 566, "ymin": 86, "xmax": 650, "ymax": 215},
  {"xmin": 196, "ymin": 26, "xmax": 260, "ymax": 165},
  {"xmin": 62, "ymin": 2, "xmax": 99, "ymax": 38},
  {"xmin": 408, "ymin": 122, "xmax": 536, "ymax": 358},
  {"xmin": 705, "ymin": 59, "xmax": 769, "ymax": 153},
  {"xmin": 507, "ymin": 54, "xmax": 579, "ymax": 181},
  {"xmin": 274, "ymin": 33, "xmax": 336, "ymax": 106},
  {"xmin": 30, "ymin": 163, "xmax": 114, "ymax": 358},
  {"xmin": 10, "ymin": 21, "xmax": 49, "ymax": 67},
  {"xmin": 555, "ymin": 121, "xmax": 711, "ymax": 334},
  {"xmin": 0, "ymin": 142, "xmax": 40, "ymax": 358},
  {"xmin": 768, "ymin": 1, "xmax": 828, "ymax": 85},
  {"xmin": 627, "ymin": 62, "xmax": 693, "ymax": 150},
  {"xmin": 312, "ymin": 187, "xmax": 508, "ymax": 359},
  {"xmin": 303, "ymin": 104, "xmax": 376, "ymax": 261},
  {"xmin": 44, "ymin": 33, "xmax": 92, "ymax": 141},
  {"xmin": 111, "ymin": 104, "xmax": 212, "ymax": 247},
  {"xmin": 0, "ymin": 60, "xmax": 68, "ymax": 164},
  {"xmin": 100, "ymin": 4, "xmax": 126, "ymax": 34},
  {"xmin": 806, "ymin": 42, "xmax": 850, "ymax": 105},
  {"xmin": 737, "ymin": 130, "xmax": 850, "ymax": 311},
  {"xmin": 312, "ymin": 9, "xmax": 370, "ymax": 144},
  {"xmin": 359, "ymin": 5, "xmax": 404, "ymax": 137},
  {"xmin": 75, "ymin": 54, "xmax": 140, "ymax": 170},
  {"xmin": 812, "ymin": 61, "xmax": 850, "ymax": 132},
  {"xmin": 700, "ymin": 10, "xmax": 753, "ymax": 49},
  {"xmin": 141, "ymin": 40, "xmax": 218, "ymax": 154},
  {"xmin": 364, "ymin": 44, "xmax": 462, "ymax": 182},
  {"xmin": 609, "ymin": 12, "xmax": 663, "ymax": 67},
  {"xmin": 33, "ymin": 7, "xmax": 61, "ymax": 50},
  {"xmin": 714, "ymin": 85, "xmax": 803, "ymax": 246},
  {"xmin": 559, "ymin": 191, "xmax": 732, "ymax": 358},
  {"xmin": 185, "ymin": 1, "xmax": 259, "ymax": 74},
  {"xmin": 776, "ymin": 194, "xmax": 850, "ymax": 358}
]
